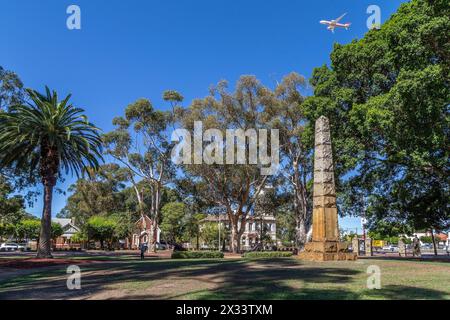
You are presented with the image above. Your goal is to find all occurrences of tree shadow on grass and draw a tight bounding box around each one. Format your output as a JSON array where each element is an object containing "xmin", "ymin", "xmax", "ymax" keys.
[
  {"xmin": 361, "ymin": 285, "xmax": 449, "ymax": 300},
  {"xmin": 360, "ymin": 256, "xmax": 450, "ymax": 264},
  {"xmin": 0, "ymin": 258, "xmax": 448, "ymax": 300}
]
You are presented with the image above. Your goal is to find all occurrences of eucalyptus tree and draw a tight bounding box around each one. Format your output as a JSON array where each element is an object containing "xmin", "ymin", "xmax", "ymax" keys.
[
  {"xmin": 61, "ymin": 164, "xmax": 128, "ymax": 226},
  {"xmin": 103, "ymin": 95, "xmax": 178, "ymax": 251},
  {"xmin": 263, "ymin": 72, "xmax": 314, "ymax": 249},
  {"xmin": 0, "ymin": 66, "xmax": 24, "ymax": 111},
  {"xmin": 0, "ymin": 87, "xmax": 103, "ymax": 258},
  {"xmin": 176, "ymin": 76, "xmax": 275, "ymax": 253}
]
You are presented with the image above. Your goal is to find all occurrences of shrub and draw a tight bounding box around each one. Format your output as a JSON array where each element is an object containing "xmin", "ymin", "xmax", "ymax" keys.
[
  {"xmin": 242, "ymin": 251, "xmax": 293, "ymax": 258},
  {"xmin": 171, "ymin": 251, "xmax": 224, "ymax": 259},
  {"xmin": 420, "ymin": 236, "xmax": 433, "ymax": 244}
]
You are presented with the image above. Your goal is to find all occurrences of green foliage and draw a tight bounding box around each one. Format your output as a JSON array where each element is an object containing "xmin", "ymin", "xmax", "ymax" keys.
[
  {"xmin": 401, "ymin": 237, "xmax": 413, "ymax": 245},
  {"xmin": 86, "ymin": 216, "xmax": 117, "ymax": 248},
  {"xmin": 160, "ymin": 202, "xmax": 186, "ymax": 243},
  {"xmin": 0, "ymin": 86, "xmax": 104, "ymax": 257},
  {"xmin": 61, "ymin": 164, "xmax": 128, "ymax": 226},
  {"xmin": 110, "ymin": 212, "xmax": 134, "ymax": 240},
  {"xmin": 51, "ymin": 222, "xmax": 64, "ymax": 240},
  {"xmin": 14, "ymin": 219, "xmax": 64, "ymax": 241},
  {"xmin": 103, "ymin": 96, "xmax": 178, "ymax": 252},
  {"xmin": 183, "ymin": 212, "xmax": 206, "ymax": 248},
  {"xmin": 15, "ymin": 219, "xmax": 41, "ymax": 240},
  {"xmin": 275, "ymin": 209, "xmax": 297, "ymax": 245},
  {"xmin": 0, "ymin": 222, "xmax": 16, "ymax": 240},
  {"xmin": 420, "ymin": 236, "xmax": 433, "ymax": 244},
  {"xmin": 171, "ymin": 251, "xmax": 224, "ymax": 259},
  {"xmin": 0, "ymin": 176, "xmax": 25, "ymax": 224},
  {"xmin": 200, "ymin": 222, "xmax": 228, "ymax": 248},
  {"xmin": 71, "ymin": 231, "xmax": 88, "ymax": 243},
  {"xmin": 177, "ymin": 75, "xmax": 274, "ymax": 252},
  {"xmin": 0, "ymin": 66, "xmax": 24, "ymax": 111},
  {"xmin": 303, "ymin": 0, "xmax": 449, "ymax": 231},
  {"xmin": 242, "ymin": 251, "xmax": 293, "ymax": 258},
  {"xmin": 368, "ymin": 220, "xmax": 412, "ymax": 239},
  {"xmin": 342, "ymin": 231, "xmax": 358, "ymax": 242},
  {"xmin": 0, "ymin": 87, "xmax": 103, "ymax": 179}
]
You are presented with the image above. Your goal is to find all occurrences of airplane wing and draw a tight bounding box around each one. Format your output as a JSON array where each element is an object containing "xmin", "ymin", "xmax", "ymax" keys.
[{"xmin": 335, "ymin": 13, "xmax": 347, "ymax": 23}]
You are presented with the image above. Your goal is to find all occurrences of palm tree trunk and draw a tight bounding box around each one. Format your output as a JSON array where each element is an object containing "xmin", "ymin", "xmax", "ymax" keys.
[{"xmin": 37, "ymin": 183, "xmax": 53, "ymax": 258}]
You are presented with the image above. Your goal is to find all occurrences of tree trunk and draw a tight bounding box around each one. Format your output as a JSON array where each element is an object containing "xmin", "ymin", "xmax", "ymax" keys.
[
  {"xmin": 196, "ymin": 230, "xmax": 200, "ymax": 250},
  {"xmin": 150, "ymin": 223, "xmax": 156, "ymax": 252},
  {"xmin": 148, "ymin": 182, "xmax": 161, "ymax": 253},
  {"xmin": 296, "ymin": 218, "xmax": 307, "ymax": 250},
  {"xmin": 430, "ymin": 229, "xmax": 438, "ymax": 256},
  {"xmin": 230, "ymin": 224, "xmax": 241, "ymax": 253},
  {"xmin": 37, "ymin": 183, "xmax": 53, "ymax": 258}
]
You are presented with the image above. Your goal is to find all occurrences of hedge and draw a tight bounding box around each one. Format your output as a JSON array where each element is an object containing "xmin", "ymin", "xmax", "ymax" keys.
[
  {"xmin": 242, "ymin": 251, "xmax": 293, "ymax": 258},
  {"xmin": 171, "ymin": 251, "xmax": 224, "ymax": 259}
]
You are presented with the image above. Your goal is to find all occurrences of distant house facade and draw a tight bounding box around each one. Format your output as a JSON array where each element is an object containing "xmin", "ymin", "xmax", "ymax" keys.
[
  {"xmin": 198, "ymin": 186, "xmax": 279, "ymax": 251},
  {"xmin": 52, "ymin": 218, "xmax": 81, "ymax": 249},
  {"xmin": 200, "ymin": 213, "xmax": 278, "ymax": 251},
  {"xmin": 131, "ymin": 215, "xmax": 161, "ymax": 250}
]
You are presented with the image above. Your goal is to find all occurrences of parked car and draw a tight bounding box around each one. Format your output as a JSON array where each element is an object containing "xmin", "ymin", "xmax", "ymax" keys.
[
  {"xmin": 382, "ymin": 245, "xmax": 399, "ymax": 252},
  {"xmin": 0, "ymin": 242, "xmax": 26, "ymax": 252},
  {"xmin": 156, "ymin": 241, "xmax": 169, "ymax": 250},
  {"xmin": 421, "ymin": 243, "xmax": 433, "ymax": 250},
  {"xmin": 17, "ymin": 243, "xmax": 30, "ymax": 251}
]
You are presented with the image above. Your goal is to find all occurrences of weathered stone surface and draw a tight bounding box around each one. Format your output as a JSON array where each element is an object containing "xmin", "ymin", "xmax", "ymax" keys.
[
  {"xmin": 313, "ymin": 155, "xmax": 334, "ymax": 172},
  {"xmin": 314, "ymin": 117, "xmax": 332, "ymax": 146},
  {"xmin": 313, "ymin": 184, "xmax": 336, "ymax": 198},
  {"xmin": 313, "ymin": 196, "xmax": 337, "ymax": 208},
  {"xmin": 298, "ymin": 251, "xmax": 357, "ymax": 261},
  {"xmin": 298, "ymin": 116, "xmax": 357, "ymax": 262},
  {"xmin": 365, "ymin": 238, "xmax": 373, "ymax": 257},
  {"xmin": 313, "ymin": 171, "xmax": 335, "ymax": 185},
  {"xmin": 398, "ymin": 239, "xmax": 407, "ymax": 257},
  {"xmin": 311, "ymin": 207, "xmax": 339, "ymax": 242},
  {"xmin": 352, "ymin": 236, "xmax": 361, "ymax": 256},
  {"xmin": 304, "ymin": 241, "xmax": 350, "ymax": 253}
]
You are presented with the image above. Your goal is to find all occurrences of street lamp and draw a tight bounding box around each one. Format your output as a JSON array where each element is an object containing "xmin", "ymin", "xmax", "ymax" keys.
[{"xmin": 218, "ymin": 214, "xmax": 221, "ymax": 252}]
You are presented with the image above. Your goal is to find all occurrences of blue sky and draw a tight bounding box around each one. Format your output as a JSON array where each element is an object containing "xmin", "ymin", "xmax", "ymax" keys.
[{"xmin": 1, "ymin": 0, "xmax": 407, "ymax": 231}]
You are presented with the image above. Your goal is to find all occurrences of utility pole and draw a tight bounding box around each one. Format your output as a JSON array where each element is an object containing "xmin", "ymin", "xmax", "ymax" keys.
[
  {"xmin": 361, "ymin": 195, "xmax": 367, "ymax": 242},
  {"xmin": 218, "ymin": 214, "xmax": 221, "ymax": 252}
]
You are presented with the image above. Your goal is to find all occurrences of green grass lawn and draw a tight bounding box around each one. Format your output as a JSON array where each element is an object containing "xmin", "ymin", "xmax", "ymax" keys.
[{"xmin": 0, "ymin": 256, "xmax": 448, "ymax": 300}]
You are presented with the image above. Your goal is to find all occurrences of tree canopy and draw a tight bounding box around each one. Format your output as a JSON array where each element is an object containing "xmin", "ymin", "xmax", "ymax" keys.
[{"xmin": 303, "ymin": 0, "xmax": 449, "ymax": 233}]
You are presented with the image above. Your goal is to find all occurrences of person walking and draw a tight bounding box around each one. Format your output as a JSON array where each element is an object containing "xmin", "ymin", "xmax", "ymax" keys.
[{"xmin": 140, "ymin": 242, "xmax": 148, "ymax": 260}]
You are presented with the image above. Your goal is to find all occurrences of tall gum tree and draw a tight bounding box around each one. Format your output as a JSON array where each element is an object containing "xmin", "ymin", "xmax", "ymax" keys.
[
  {"xmin": 263, "ymin": 72, "xmax": 314, "ymax": 249},
  {"xmin": 177, "ymin": 76, "xmax": 274, "ymax": 253},
  {"xmin": 103, "ymin": 97, "xmax": 177, "ymax": 252}
]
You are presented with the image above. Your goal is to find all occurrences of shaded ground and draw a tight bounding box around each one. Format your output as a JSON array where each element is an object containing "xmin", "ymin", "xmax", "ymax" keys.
[{"xmin": 0, "ymin": 253, "xmax": 448, "ymax": 300}]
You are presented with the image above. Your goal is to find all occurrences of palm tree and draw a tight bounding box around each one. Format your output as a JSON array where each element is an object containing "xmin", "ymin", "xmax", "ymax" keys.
[{"xmin": 0, "ymin": 87, "xmax": 103, "ymax": 258}]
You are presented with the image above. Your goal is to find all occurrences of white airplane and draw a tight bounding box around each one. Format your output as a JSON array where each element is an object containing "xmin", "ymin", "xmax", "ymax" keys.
[{"xmin": 320, "ymin": 13, "xmax": 351, "ymax": 33}]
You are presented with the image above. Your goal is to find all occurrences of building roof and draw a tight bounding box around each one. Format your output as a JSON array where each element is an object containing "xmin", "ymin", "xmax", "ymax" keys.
[
  {"xmin": 53, "ymin": 218, "xmax": 72, "ymax": 228},
  {"xmin": 52, "ymin": 218, "xmax": 80, "ymax": 238}
]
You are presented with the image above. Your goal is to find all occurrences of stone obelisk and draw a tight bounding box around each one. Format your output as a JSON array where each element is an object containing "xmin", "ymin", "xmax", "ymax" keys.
[{"xmin": 298, "ymin": 116, "xmax": 356, "ymax": 261}]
